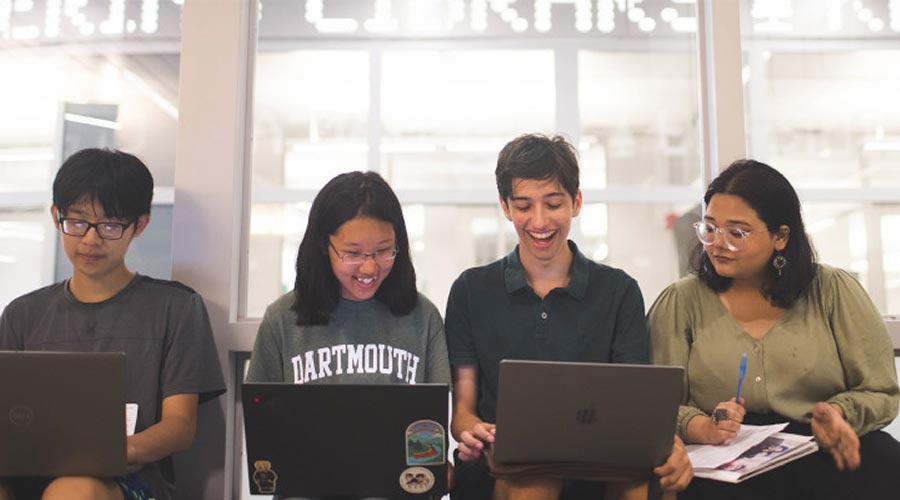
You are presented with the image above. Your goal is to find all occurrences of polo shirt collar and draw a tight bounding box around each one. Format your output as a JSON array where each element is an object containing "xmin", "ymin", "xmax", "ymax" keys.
[{"xmin": 503, "ymin": 240, "xmax": 590, "ymax": 300}]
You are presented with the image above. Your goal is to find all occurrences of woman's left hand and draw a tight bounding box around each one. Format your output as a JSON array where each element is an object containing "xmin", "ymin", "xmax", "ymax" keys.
[{"xmin": 811, "ymin": 402, "xmax": 860, "ymax": 471}]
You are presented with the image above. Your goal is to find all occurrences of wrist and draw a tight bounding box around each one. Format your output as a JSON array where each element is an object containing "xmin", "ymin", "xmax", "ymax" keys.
[
  {"xmin": 685, "ymin": 414, "xmax": 714, "ymax": 444},
  {"xmin": 829, "ymin": 402, "xmax": 845, "ymax": 419}
]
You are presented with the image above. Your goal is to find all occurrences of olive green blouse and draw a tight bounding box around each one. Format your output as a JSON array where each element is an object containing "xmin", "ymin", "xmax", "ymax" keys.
[{"xmin": 649, "ymin": 264, "xmax": 899, "ymax": 443}]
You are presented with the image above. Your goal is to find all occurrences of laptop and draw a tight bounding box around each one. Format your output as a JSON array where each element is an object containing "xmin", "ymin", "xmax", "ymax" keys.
[
  {"xmin": 492, "ymin": 360, "xmax": 683, "ymax": 469},
  {"xmin": 0, "ymin": 351, "xmax": 127, "ymax": 477},
  {"xmin": 242, "ymin": 383, "xmax": 449, "ymax": 498}
]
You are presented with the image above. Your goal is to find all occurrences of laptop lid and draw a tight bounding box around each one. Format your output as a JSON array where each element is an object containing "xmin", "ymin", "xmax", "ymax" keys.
[
  {"xmin": 242, "ymin": 383, "xmax": 449, "ymax": 498},
  {"xmin": 0, "ymin": 351, "xmax": 127, "ymax": 477},
  {"xmin": 492, "ymin": 360, "xmax": 683, "ymax": 468}
]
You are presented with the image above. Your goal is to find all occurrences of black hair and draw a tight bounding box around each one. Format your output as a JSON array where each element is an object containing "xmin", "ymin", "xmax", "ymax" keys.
[
  {"xmin": 292, "ymin": 171, "xmax": 417, "ymax": 325},
  {"xmin": 495, "ymin": 134, "xmax": 580, "ymax": 204},
  {"xmin": 691, "ymin": 159, "xmax": 817, "ymax": 308},
  {"xmin": 52, "ymin": 148, "xmax": 153, "ymax": 221}
]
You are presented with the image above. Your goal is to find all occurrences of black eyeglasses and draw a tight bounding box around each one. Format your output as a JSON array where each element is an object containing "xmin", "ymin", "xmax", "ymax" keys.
[{"xmin": 58, "ymin": 218, "xmax": 135, "ymax": 240}]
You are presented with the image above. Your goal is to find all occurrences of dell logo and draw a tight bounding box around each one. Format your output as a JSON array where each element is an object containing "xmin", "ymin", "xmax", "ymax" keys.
[
  {"xmin": 9, "ymin": 404, "xmax": 34, "ymax": 426},
  {"xmin": 576, "ymin": 405, "xmax": 596, "ymax": 425}
]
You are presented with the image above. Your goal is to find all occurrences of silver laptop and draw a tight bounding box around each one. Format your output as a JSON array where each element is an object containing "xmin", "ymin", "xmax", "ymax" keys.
[
  {"xmin": 0, "ymin": 351, "xmax": 127, "ymax": 477},
  {"xmin": 492, "ymin": 360, "xmax": 683, "ymax": 469}
]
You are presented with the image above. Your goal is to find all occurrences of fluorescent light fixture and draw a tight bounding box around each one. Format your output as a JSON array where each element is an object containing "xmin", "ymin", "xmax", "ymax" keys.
[
  {"xmin": 0, "ymin": 255, "xmax": 16, "ymax": 264},
  {"xmin": 863, "ymin": 141, "xmax": 900, "ymax": 152},
  {"xmin": 63, "ymin": 113, "xmax": 121, "ymax": 130}
]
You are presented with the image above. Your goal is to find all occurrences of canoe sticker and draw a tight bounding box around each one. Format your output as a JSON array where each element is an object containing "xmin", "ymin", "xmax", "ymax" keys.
[{"xmin": 405, "ymin": 419, "xmax": 445, "ymax": 465}]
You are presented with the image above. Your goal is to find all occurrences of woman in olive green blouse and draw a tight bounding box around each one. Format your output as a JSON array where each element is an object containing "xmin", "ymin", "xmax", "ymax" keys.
[{"xmin": 649, "ymin": 159, "xmax": 900, "ymax": 499}]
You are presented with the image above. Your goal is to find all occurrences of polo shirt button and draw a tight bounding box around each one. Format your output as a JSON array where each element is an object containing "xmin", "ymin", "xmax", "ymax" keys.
[
  {"xmin": 540, "ymin": 312, "xmax": 548, "ymax": 320},
  {"xmin": 755, "ymin": 376, "xmax": 762, "ymax": 383}
]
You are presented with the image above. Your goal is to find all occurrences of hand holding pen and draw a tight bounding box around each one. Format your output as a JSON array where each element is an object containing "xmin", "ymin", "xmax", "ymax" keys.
[{"xmin": 700, "ymin": 353, "xmax": 748, "ymax": 444}]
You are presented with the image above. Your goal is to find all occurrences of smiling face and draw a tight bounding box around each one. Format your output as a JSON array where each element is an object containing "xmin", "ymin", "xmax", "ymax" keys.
[
  {"xmin": 501, "ymin": 177, "xmax": 582, "ymax": 268},
  {"xmin": 328, "ymin": 215, "xmax": 397, "ymax": 301},
  {"xmin": 51, "ymin": 198, "xmax": 148, "ymax": 290},
  {"xmin": 703, "ymin": 193, "xmax": 788, "ymax": 284}
]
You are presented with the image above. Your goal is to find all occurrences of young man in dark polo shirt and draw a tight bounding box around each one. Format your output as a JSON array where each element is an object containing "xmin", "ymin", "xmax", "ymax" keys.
[{"xmin": 445, "ymin": 134, "xmax": 692, "ymax": 499}]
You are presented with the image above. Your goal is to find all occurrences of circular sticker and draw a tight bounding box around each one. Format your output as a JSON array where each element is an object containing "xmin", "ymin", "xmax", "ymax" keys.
[{"xmin": 399, "ymin": 466, "xmax": 435, "ymax": 494}]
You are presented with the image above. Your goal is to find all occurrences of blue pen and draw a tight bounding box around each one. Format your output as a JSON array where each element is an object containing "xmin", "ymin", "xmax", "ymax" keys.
[{"xmin": 736, "ymin": 353, "xmax": 748, "ymax": 402}]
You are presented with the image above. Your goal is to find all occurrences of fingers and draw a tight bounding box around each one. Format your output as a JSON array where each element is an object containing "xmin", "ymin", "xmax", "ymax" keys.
[
  {"xmin": 716, "ymin": 400, "xmax": 746, "ymax": 423},
  {"xmin": 811, "ymin": 402, "xmax": 861, "ymax": 471},
  {"xmin": 472, "ymin": 422, "xmax": 496, "ymax": 443},
  {"xmin": 654, "ymin": 436, "xmax": 693, "ymax": 492},
  {"xmin": 457, "ymin": 423, "xmax": 497, "ymax": 462},
  {"xmin": 455, "ymin": 438, "xmax": 483, "ymax": 462}
]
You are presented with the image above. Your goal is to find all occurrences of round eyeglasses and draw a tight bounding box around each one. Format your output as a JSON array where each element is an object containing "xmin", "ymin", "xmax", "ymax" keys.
[
  {"xmin": 329, "ymin": 242, "xmax": 398, "ymax": 266},
  {"xmin": 693, "ymin": 221, "xmax": 753, "ymax": 252},
  {"xmin": 58, "ymin": 218, "xmax": 135, "ymax": 240}
]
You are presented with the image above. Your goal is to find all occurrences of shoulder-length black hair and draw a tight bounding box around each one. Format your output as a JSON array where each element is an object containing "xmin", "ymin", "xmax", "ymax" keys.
[
  {"xmin": 292, "ymin": 171, "xmax": 417, "ymax": 325},
  {"xmin": 691, "ymin": 159, "xmax": 817, "ymax": 308}
]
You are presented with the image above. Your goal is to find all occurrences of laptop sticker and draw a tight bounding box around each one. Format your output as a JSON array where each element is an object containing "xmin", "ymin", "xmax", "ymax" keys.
[
  {"xmin": 405, "ymin": 420, "xmax": 445, "ymax": 465},
  {"xmin": 252, "ymin": 460, "xmax": 278, "ymax": 494},
  {"xmin": 399, "ymin": 466, "xmax": 434, "ymax": 494}
]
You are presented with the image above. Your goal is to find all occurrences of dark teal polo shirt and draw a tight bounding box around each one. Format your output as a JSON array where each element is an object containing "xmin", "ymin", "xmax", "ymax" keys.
[{"xmin": 445, "ymin": 241, "xmax": 649, "ymax": 424}]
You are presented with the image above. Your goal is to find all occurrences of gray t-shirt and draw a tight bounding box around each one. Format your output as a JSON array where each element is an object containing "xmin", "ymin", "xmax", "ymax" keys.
[
  {"xmin": 246, "ymin": 292, "xmax": 450, "ymax": 385},
  {"xmin": 0, "ymin": 274, "xmax": 226, "ymax": 500}
]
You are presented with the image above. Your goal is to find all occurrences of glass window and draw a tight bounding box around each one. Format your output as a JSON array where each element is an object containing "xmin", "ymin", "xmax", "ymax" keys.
[
  {"xmin": 0, "ymin": 1, "xmax": 183, "ymax": 310},
  {"xmin": 252, "ymin": 51, "xmax": 369, "ymax": 192},
  {"xmin": 381, "ymin": 50, "xmax": 555, "ymax": 190},
  {"xmin": 0, "ymin": 211, "xmax": 55, "ymax": 308},
  {"xmin": 740, "ymin": 0, "xmax": 900, "ymax": 312},
  {"xmin": 247, "ymin": 1, "xmax": 703, "ymax": 321},
  {"xmin": 579, "ymin": 50, "xmax": 701, "ymax": 188}
]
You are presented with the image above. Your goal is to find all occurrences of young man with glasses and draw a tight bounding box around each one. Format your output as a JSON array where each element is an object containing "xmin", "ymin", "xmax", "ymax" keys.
[
  {"xmin": 445, "ymin": 134, "xmax": 693, "ymax": 499},
  {"xmin": 0, "ymin": 149, "xmax": 225, "ymax": 500}
]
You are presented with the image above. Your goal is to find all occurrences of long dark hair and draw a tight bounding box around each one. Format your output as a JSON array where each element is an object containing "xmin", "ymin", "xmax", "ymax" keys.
[
  {"xmin": 292, "ymin": 171, "xmax": 417, "ymax": 325},
  {"xmin": 691, "ymin": 159, "xmax": 817, "ymax": 308}
]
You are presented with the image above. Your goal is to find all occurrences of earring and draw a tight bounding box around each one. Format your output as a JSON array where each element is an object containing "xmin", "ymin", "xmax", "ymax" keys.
[{"xmin": 772, "ymin": 252, "xmax": 787, "ymax": 276}]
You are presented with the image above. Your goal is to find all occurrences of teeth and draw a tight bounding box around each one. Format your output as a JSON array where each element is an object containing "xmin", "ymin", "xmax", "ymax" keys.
[
  {"xmin": 356, "ymin": 277, "xmax": 375, "ymax": 284},
  {"xmin": 528, "ymin": 230, "xmax": 556, "ymax": 240}
]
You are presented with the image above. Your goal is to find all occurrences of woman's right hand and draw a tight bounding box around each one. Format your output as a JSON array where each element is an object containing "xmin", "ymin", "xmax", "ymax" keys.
[{"xmin": 688, "ymin": 398, "xmax": 746, "ymax": 444}]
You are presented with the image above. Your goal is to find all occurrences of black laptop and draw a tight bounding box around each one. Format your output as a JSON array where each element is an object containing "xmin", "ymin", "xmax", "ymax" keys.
[
  {"xmin": 0, "ymin": 351, "xmax": 127, "ymax": 477},
  {"xmin": 492, "ymin": 360, "xmax": 683, "ymax": 469},
  {"xmin": 242, "ymin": 383, "xmax": 449, "ymax": 498}
]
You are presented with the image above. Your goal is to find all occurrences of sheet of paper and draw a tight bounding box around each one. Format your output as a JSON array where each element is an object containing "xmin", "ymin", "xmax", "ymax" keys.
[
  {"xmin": 686, "ymin": 423, "xmax": 788, "ymax": 469},
  {"xmin": 126, "ymin": 403, "xmax": 138, "ymax": 436}
]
